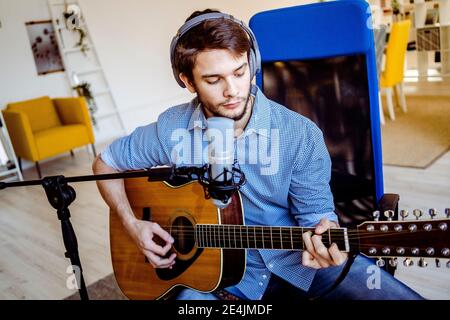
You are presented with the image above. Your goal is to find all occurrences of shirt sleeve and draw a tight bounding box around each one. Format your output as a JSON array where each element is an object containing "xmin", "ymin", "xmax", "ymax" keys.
[
  {"xmin": 288, "ymin": 121, "xmax": 338, "ymax": 227},
  {"xmin": 100, "ymin": 121, "xmax": 171, "ymax": 172}
]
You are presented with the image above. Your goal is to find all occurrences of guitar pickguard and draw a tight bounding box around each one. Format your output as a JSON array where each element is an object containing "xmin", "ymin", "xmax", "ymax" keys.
[{"xmin": 155, "ymin": 248, "xmax": 204, "ymax": 280}]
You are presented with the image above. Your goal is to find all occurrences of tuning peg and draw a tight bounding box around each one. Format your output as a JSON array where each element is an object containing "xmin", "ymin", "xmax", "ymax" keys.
[
  {"xmin": 400, "ymin": 209, "xmax": 409, "ymax": 221},
  {"xmin": 389, "ymin": 258, "xmax": 398, "ymax": 267},
  {"xmin": 446, "ymin": 208, "xmax": 450, "ymax": 219},
  {"xmin": 418, "ymin": 258, "xmax": 428, "ymax": 268},
  {"xmin": 376, "ymin": 258, "xmax": 385, "ymax": 267},
  {"xmin": 403, "ymin": 258, "xmax": 413, "ymax": 267},
  {"xmin": 435, "ymin": 259, "xmax": 441, "ymax": 268},
  {"xmin": 428, "ymin": 208, "xmax": 437, "ymax": 219},
  {"xmin": 372, "ymin": 210, "xmax": 380, "ymax": 222},
  {"xmin": 413, "ymin": 209, "xmax": 423, "ymax": 220},
  {"xmin": 384, "ymin": 210, "xmax": 395, "ymax": 221}
]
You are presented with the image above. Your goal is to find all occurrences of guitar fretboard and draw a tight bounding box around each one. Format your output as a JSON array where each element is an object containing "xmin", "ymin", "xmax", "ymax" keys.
[{"xmin": 195, "ymin": 224, "xmax": 349, "ymax": 251}]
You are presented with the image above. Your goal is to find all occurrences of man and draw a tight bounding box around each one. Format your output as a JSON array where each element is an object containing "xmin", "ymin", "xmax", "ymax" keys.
[{"xmin": 93, "ymin": 9, "xmax": 423, "ymax": 300}]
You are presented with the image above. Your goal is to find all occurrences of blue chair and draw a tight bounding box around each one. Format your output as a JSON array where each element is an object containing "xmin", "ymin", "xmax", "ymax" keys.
[{"xmin": 250, "ymin": 0, "xmax": 399, "ymax": 230}]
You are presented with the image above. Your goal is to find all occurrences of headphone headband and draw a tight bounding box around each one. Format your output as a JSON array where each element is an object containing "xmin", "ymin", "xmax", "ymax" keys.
[{"xmin": 170, "ymin": 12, "xmax": 261, "ymax": 88}]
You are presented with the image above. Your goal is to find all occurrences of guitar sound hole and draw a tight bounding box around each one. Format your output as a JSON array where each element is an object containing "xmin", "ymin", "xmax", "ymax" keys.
[{"xmin": 171, "ymin": 216, "xmax": 195, "ymax": 255}]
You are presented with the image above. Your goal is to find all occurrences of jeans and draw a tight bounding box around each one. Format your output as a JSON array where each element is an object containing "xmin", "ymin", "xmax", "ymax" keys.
[{"xmin": 176, "ymin": 255, "xmax": 424, "ymax": 300}]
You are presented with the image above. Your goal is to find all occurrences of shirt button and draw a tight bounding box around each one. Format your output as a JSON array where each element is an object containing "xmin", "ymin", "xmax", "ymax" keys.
[
  {"xmin": 262, "ymin": 274, "xmax": 267, "ymax": 279},
  {"xmin": 258, "ymin": 282, "xmax": 263, "ymax": 286},
  {"xmin": 268, "ymin": 263, "xmax": 273, "ymax": 269}
]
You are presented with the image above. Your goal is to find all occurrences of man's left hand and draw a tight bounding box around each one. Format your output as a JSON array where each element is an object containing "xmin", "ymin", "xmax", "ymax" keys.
[{"xmin": 301, "ymin": 218, "xmax": 348, "ymax": 269}]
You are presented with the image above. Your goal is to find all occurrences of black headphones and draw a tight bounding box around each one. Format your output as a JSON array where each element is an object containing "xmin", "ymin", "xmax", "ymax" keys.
[{"xmin": 170, "ymin": 12, "xmax": 261, "ymax": 88}]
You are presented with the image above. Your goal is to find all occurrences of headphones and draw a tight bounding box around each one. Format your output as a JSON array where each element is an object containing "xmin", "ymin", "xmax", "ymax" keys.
[{"xmin": 170, "ymin": 12, "xmax": 261, "ymax": 88}]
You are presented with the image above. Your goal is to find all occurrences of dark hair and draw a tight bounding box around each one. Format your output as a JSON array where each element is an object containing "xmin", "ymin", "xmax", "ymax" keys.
[{"xmin": 173, "ymin": 9, "xmax": 252, "ymax": 84}]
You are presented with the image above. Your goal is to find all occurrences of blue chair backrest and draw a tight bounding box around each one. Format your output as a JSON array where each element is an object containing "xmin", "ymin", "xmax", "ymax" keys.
[{"xmin": 250, "ymin": 0, "xmax": 384, "ymax": 226}]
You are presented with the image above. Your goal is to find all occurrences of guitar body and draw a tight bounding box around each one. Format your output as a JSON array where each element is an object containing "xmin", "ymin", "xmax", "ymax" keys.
[
  {"xmin": 109, "ymin": 173, "xmax": 450, "ymax": 299},
  {"xmin": 110, "ymin": 177, "xmax": 246, "ymax": 300}
]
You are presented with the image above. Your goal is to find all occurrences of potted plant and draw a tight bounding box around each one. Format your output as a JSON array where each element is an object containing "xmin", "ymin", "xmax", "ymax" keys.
[{"xmin": 72, "ymin": 82, "xmax": 98, "ymax": 127}]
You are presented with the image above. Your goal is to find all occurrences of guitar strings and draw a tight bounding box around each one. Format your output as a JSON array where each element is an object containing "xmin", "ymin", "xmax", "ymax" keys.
[
  {"xmin": 157, "ymin": 233, "xmax": 445, "ymax": 253},
  {"xmin": 142, "ymin": 224, "xmax": 445, "ymax": 240},
  {"xmin": 139, "ymin": 230, "xmax": 445, "ymax": 249},
  {"xmin": 138, "ymin": 224, "xmax": 447, "ymax": 253},
  {"xmin": 143, "ymin": 226, "xmax": 445, "ymax": 241}
]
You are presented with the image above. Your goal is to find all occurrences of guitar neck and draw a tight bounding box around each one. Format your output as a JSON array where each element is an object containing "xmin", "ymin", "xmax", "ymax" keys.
[{"xmin": 194, "ymin": 224, "xmax": 350, "ymax": 252}]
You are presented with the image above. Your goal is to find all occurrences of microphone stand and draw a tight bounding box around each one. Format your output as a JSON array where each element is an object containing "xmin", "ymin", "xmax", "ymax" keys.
[{"xmin": 0, "ymin": 167, "xmax": 174, "ymax": 300}]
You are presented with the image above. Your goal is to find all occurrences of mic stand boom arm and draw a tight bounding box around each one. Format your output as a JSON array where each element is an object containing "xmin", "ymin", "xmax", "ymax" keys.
[{"xmin": 0, "ymin": 167, "xmax": 175, "ymax": 300}]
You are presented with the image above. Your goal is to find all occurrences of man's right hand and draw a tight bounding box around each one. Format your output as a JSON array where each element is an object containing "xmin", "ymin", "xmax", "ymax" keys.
[
  {"xmin": 126, "ymin": 219, "xmax": 177, "ymax": 269},
  {"xmin": 92, "ymin": 156, "xmax": 177, "ymax": 269}
]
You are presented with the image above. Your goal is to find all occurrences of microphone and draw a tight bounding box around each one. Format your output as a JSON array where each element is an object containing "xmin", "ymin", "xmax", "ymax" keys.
[
  {"xmin": 171, "ymin": 117, "xmax": 245, "ymax": 208},
  {"xmin": 205, "ymin": 117, "xmax": 235, "ymax": 208}
]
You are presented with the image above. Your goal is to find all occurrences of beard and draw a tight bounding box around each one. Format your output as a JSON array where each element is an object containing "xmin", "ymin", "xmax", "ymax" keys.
[{"xmin": 197, "ymin": 84, "xmax": 252, "ymax": 121}]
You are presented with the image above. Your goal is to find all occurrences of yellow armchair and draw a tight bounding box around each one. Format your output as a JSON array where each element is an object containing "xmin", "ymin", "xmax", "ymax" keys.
[{"xmin": 2, "ymin": 96, "xmax": 96, "ymax": 178}]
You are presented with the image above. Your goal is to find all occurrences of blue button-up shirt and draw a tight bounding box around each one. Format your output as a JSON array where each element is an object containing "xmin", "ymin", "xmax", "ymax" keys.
[{"xmin": 101, "ymin": 85, "xmax": 337, "ymax": 299}]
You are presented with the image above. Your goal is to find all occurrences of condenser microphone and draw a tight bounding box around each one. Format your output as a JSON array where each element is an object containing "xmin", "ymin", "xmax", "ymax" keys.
[
  {"xmin": 171, "ymin": 117, "xmax": 245, "ymax": 208},
  {"xmin": 205, "ymin": 117, "xmax": 235, "ymax": 208}
]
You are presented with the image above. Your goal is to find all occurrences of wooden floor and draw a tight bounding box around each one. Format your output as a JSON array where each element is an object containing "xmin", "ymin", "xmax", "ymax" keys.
[
  {"xmin": 0, "ymin": 146, "xmax": 113, "ymax": 300},
  {"xmin": 384, "ymin": 153, "xmax": 450, "ymax": 299}
]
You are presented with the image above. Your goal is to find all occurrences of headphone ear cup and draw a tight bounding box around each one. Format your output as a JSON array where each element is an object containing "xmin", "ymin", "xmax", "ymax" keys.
[{"xmin": 248, "ymin": 49, "xmax": 256, "ymax": 79}]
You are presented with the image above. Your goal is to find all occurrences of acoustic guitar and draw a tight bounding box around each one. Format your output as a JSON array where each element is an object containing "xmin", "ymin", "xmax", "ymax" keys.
[{"xmin": 110, "ymin": 178, "xmax": 449, "ymax": 300}]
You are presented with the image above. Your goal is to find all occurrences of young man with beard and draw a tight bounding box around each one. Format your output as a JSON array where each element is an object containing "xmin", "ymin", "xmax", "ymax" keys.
[{"xmin": 93, "ymin": 9, "xmax": 423, "ymax": 300}]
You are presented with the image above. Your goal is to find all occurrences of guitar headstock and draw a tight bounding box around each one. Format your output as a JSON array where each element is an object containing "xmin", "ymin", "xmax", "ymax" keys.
[{"xmin": 356, "ymin": 208, "xmax": 450, "ymax": 268}]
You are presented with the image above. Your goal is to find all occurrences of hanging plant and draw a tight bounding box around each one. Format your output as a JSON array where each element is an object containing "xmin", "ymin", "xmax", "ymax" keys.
[
  {"xmin": 62, "ymin": 4, "xmax": 89, "ymax": 55},
  {"xmin": 72, "ymin": 82, "xmax": 98, "ymax": 128},
  {"xmin": 74, "ymin": 27, "xmax": 89, "ymax": 55},
  {"xmin": 391, "ymin": 0, "xmax": 400, "ymax": 21}
]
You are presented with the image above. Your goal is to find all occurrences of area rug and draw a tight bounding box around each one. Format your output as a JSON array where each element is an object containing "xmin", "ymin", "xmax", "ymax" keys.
[{"xmin": 381, "ymin": 95, "xmax": 450, "ymax": 168}]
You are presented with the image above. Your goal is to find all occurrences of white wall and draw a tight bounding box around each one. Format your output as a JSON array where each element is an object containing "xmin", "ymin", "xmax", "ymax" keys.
[
  {"xmin": 77, "ymin": 0, "xmax": 312, "ymax": 135},
  {"xmin": 0, "ymin": 0, "xmax": 72, "ymax": 109},
  {"xmin": 0, "ymin": 0, "xmax": 312, "ymax": 147},
  {"xmin": 0, "ymin": 0, "xmax": 73, "ymax": 170}
]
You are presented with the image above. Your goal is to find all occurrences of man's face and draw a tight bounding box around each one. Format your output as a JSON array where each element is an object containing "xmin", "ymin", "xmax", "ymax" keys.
[{"xmin": 181, "ymin": 49, "xmax": 252, "ymax": 121}]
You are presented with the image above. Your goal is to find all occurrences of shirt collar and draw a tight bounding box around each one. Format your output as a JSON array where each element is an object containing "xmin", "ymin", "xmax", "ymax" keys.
[
  {"xmin": 187, "ymin": 85, "xmax": 271, "ymax": 137},
  {"xmin": 187, "ymin": 97, "xmax": 207, "ymax": 131}
]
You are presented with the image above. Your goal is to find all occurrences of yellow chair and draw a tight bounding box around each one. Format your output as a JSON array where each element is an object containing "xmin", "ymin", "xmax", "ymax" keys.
[
  {"xmin": 379, "ymin": 20, "xmax": 411, "ymax": 124},
  {"xmin": 2, "ymin": 96, "xmax": 96, "ymax": 178}
]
